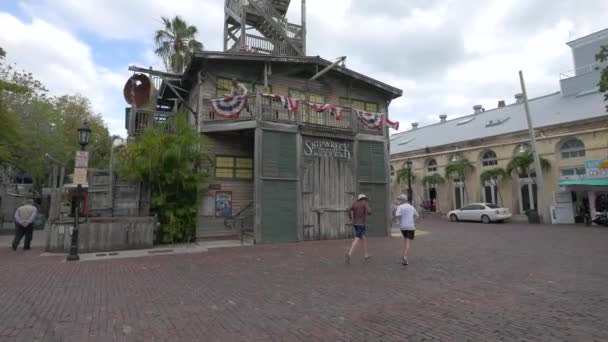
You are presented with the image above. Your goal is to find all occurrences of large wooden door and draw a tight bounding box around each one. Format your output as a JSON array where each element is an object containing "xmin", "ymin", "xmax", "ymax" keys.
[{"xmin": 302, "ymin": 141, "xmax": 355, "ymax": 240}]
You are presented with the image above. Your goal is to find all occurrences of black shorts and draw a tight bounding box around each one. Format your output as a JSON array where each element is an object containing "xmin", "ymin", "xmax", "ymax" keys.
[
  {"xmin": 401, "ymin": 230, "xmax": 415, "ymax": 240},
  {"xmin": 353, "ymin": 224, "xmax": 366, "ymax": 239}
]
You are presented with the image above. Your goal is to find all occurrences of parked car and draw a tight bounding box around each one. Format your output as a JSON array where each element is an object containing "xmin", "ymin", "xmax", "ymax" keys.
[{"xmin": 448, "ymin": 203, "xmax": 512, "ymax": 223}]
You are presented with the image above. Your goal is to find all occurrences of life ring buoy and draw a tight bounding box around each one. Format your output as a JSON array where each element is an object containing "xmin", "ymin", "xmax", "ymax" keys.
[{"xmin": 123, "ymin": 74, "xmax": 154, "ymax": 107}]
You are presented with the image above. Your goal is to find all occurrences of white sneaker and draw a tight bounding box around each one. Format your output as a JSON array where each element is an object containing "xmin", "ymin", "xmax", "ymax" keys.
[{"xmin": 402, "ymin": 257, "xmax": 409, "ymax": 265}]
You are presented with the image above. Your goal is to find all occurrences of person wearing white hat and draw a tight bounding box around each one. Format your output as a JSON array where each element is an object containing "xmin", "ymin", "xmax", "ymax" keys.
[
  {"xmin": 346, "ymin": 194, "xmax": 371, "ymax": 264},
  {"xmin": 394, "ymin": 194, "xmax": 419, "ymax": 265}
]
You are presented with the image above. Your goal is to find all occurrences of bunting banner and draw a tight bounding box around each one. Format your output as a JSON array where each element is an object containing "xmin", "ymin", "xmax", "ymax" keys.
[
  {"xmin": 306, "ymin": 102, "xmax": 344, "ymax": 121},
  {"xmin": 355, "ymin": 109, "xmax": 383, "ymax": 129},
  {"xmin": 385, "ymin": 117, "xmax": 400, "ymax": 130},
  {"xmin": 208, "ymin": 95, "xmax": 248, "ymax": 119},
  {"xmin": 263, "ymin": 94, "xmax": 301, "ymax": 113}
]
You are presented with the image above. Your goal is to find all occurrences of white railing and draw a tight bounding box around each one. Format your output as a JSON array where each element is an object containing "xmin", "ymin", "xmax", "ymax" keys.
[{"xmin": 560, "ymin": 62, "xmax": 604, "ymax": 79}]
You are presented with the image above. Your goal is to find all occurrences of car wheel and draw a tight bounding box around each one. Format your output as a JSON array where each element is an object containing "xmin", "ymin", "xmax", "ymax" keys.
[
  {"xmin": 481, "ymin": 215, "xmax": 491, "ymax": 224},
  {"xmin": 450, "ymin": 214, "xmax": 458, "ymax": 222}
]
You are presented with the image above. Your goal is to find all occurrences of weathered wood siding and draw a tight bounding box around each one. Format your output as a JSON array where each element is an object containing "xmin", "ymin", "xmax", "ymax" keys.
[
  {"xmin": 46, "ymin": 217, "xmax": 155, "ymax": 253},
  {"xmin": 197, "ymin": 132, "xmax": 254, "ymax": 238},
  {"xmin": 301, "ymin": 136, "xmax": 355, "ymax": 240}
]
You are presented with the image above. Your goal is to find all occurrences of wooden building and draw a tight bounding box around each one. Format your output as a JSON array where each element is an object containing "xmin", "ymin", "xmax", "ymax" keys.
[{"xmin": 125, "ymin": 0, "xmax": 402, "ymax": 243}]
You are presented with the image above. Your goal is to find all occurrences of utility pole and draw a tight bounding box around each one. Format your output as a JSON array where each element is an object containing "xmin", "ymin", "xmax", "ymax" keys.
[{"xmin": 519, "ymin": 71, "xmax": 549, "ymax": 224}]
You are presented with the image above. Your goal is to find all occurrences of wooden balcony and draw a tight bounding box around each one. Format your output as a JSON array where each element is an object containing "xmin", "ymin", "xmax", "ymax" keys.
[
  {"xmin": 200, "ymin": 94, "xmax": 385, "ymax": 136},
  {"xmin": 132, "ymin": 109, "xmax": 177, "ymax": 134}
]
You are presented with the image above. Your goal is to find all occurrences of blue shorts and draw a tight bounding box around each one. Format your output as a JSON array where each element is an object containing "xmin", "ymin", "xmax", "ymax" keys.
[{"xmin": 353, "ymin": 224, "xmax": 366, "ymax": 239}]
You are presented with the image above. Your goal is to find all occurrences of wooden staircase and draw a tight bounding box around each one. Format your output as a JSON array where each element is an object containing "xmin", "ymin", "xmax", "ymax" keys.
[{"xmin": 224, "ymin": 0, "xmax": 305, "ymax": 56}]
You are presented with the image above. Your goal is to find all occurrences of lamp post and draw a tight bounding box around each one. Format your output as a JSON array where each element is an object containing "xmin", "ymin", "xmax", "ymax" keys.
[
  {"xmin": 406, "ymin": 159, "xmax": 413, "ymax": 205},
  {"xmin": 67, "ymin": 121, "xmax": 91, "ymax": 261}
]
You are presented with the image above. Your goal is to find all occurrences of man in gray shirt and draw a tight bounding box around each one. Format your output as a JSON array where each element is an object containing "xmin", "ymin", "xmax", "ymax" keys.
[{"xmin": 12, "ymin": 198, "xmax": 38, "ymax": 251}]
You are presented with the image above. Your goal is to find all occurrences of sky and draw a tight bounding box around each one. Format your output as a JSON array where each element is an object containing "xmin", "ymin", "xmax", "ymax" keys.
[{"xmin": 0, "ymin": 0, "xmax": 607, "ymax": 137}]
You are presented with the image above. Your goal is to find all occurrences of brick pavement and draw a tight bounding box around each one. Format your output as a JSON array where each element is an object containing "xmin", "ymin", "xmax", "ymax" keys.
[{"xmin": 1, "ymin": 219, "xmax": 608, "ymax": 341}]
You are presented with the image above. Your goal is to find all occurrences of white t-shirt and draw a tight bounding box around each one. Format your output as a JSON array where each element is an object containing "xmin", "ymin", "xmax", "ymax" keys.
[{"xmin": 395, "ymin": 203, "xmax": 419, "ymax": 230}]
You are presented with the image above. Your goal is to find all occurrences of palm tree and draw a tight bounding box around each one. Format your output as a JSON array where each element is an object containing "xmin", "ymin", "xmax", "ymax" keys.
[
  {"xmin": 154, "ymin": 16, "xmax": 204, "ymax": 73},
  {"xmin": 445, "ymin": 158, "xmax": 475, "ymax": 202},
  {"xmin": 480, "ymin": 167, "xmax": 508, "ymax": 205},
  {"xmin": 395, "ymin": 168, "xmax": 415, "ymax": 184},
  {"xmin": 422, "ymin": 173, "xmax": 445, "ymax": 186},
  {"xmin": 506, "ymin": 151, "xmax": 550, "ymax": 182}
]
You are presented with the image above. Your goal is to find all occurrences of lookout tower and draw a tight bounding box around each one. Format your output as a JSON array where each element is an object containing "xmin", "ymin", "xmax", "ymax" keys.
[{"xmin": 223, "ymin": 0, "xmax": 306, "ymax": 56}]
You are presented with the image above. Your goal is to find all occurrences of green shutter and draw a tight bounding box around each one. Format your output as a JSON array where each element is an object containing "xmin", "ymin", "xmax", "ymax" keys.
[
  {"xmin": 358, "ymin": 183, "xmax": 387, "ymax": 236},
  {"xmin": 261, "ymin": 180, "xmax": 298, "ymax": 242},
  {"xmin": 260, "ymin": 130, "xmax": 298, "ymax": 242},
  {"xmin": 358, "ymin": 141, "xmax": 385, "ymax": 183},
  {"xmin": 263, "ymin": 131, "xmax": 296, "ymax": 178}
]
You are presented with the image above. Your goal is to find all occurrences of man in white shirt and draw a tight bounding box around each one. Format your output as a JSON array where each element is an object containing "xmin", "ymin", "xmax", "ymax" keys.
[
  {"xmin": 229, "ymin": 78, "xmax": 248, "ymax": 97},
  {"xmin": 12, "ymin": 199, "xmax": 38, "ymax": 251},
  {"xmin": 394, "ymin": 195, "xmax": 419, "ymax": 265}
]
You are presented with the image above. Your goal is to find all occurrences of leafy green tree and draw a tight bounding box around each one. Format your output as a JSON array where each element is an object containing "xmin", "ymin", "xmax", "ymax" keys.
[
  {"xmin": 506, "ymin": 151, "xmax": 550, "ymax": 182},
  {"xmin": 1, "ymin": 48, "xmax": 111, "ymax": 196},
  {"xmin": 154, "ymin": 16, "xmax": 204, "ymax": 73},
  {"xmin": 118, "ymin": 114, "xmax": 208, "ymax": 243},
  {"xmin": 596, "ymin": 45, "xmax": 608, "ymax": 111},
  {"xmin": 445, "ymin": 158, "xmax": 474, "ymax": 203},
  {"xmin": 479, "ymin": 167, "xmax": 508, "ymax": 205}
]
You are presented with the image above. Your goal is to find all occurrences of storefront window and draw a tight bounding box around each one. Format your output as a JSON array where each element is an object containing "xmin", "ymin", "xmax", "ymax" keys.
[{"xmin": 560, "ymin": 167, "xmax": 586, "ymax": 177}]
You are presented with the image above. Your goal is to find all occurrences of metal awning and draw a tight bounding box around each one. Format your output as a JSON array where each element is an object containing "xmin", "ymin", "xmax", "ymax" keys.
[{"xmin": 560, "ymin": 178, "xmax": 608, "ymax": 187}]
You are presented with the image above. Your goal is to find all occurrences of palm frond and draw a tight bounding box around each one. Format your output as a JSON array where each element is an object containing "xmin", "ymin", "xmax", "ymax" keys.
[{"xmin": 422, "ymin": 173, "xmax": 445, "ymax": 185}]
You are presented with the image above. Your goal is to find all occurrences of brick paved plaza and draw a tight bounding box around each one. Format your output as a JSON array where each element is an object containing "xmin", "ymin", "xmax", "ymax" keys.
[{"xmin": 1, "ymin": 218, "xmax": 608, "ymax": 342}]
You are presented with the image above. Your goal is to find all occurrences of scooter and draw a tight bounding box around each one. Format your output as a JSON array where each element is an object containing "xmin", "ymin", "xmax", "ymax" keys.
[{"xmin": 592, "ymin": 211, "xmax": 608, "ymax": 226}]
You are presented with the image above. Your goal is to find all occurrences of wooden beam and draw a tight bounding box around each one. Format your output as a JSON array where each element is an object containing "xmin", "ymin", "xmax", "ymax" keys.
[{"xmin": 310, "ymin": 56, "xmax": 346, "ymax": 81}]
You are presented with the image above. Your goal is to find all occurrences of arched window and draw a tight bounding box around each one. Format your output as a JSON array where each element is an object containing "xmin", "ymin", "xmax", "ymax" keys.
[
  {"xmin": 560, "ymin": 138, "xmax": 585, "ymax": 159},
  {"xmin": 427, "ymin": 159, "xmax": 438, "ymax": 173},
  {"xmin": 481, "ymin": 150, "xmax": 498, "ymax": 166}
]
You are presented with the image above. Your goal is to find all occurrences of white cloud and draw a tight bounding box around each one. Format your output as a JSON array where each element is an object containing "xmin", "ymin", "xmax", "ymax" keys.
[{"xmin": 0, "ymin": 13, "xmax": 131, "ymax": 135}]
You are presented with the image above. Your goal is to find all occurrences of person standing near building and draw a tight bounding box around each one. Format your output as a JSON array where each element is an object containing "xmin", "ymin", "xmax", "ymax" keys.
[
  {"xmin": 394, "ymin": 195, "xmax": 419, "ymax": 265},
  {"xmin": 12, "ymin": 198, "xmax": 38, "ymax": 251},
  {"xmin": 346, "ymin": 194, "xmax": 371, "ymax": 264},
  {"xmin": 229, "ymin": 78, "xmax": 248, "ymax": 97}
]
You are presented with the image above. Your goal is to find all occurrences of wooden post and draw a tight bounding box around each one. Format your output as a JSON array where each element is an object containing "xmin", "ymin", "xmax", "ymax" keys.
[
  {"xmin": 240, "ymin": 0, "xmax": 247, "ymax": 49},
  {"xmin": 296, "ymin": 132, "xmax": 303, "ymax": 241},
  {"xmin": 223, "ymin": 0, "xmax": 229, "ymax": 51},
  {"xmin": 301, "ymin": 0, "xmax": 307, "ymax": 55},
  {"xmin": 254, "ymin": 127, "xmax": 263, "ymax": 243}
]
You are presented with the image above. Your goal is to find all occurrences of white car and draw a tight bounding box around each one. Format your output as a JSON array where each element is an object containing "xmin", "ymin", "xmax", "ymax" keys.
[{"xmin": 448, "ymin": 203, "xmax": 512, "ymax": 223}]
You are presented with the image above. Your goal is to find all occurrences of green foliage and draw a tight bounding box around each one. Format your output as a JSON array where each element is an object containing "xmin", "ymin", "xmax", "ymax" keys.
[
  {"xmin": 445, "ymin": 158, "xmax": 474, "ymax": 180},
  {"xmin": 154, "ymin": 16, "xmax": 204, "ymax": 73},
  {"xmin": 118, "ymin": 114, "xmax": 208, "ymax": 243},
  {"xmin": 479, "ymin": 168, "xmax": 508, "ymax": 182},
  {"xmin": 396, "ymin": 168, "xmax": 415, "ymax": 184},
  {"xmin": 0, "ymin": 46, "xmax": 111, "ymax": 196},
  {"xmin": 422, "ymin": 173, "xmax": 445, "ymax": 185},
  {"xmin": 596, "ymin": 45, "xmax": 608, "ymax": 111},
  {"xmin": 506, "ymin": 151, "xmax": 550, "ymax": 180}
]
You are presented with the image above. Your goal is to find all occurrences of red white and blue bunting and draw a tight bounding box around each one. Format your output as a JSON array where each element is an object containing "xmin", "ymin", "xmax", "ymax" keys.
[
  {"xmin": 263, "ymin": 94, "xmax": 301, "ymax": 113},
  {"xmin": 385, "ymin": 117, "xmax": 399, "ymax": 130},
  {"xmin": 306, "ymin": 102, "xmax": 344, "ymax": 121},
  {"xmin": 354, "ymin": 109, "xmax": 383, "ymax": 129},
  {"xmin": 208, "ymin": 95, "xmax": 248, "ymax": 119}
]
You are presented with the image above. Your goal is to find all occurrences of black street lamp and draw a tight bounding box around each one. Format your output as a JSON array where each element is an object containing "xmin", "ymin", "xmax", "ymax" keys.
[
  {"xmin": 406, "ymin": 159, "xmax": 413, "ymax": 205},
  {"xmin": 67, "ymin": 121, "xmax": 91, "ymax": 262}
]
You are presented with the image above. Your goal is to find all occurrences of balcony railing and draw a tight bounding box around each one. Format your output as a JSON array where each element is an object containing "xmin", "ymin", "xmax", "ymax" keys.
[
  {"xmin": 560, "ymin": 62, "xmax": 605, "ymax": 79},
  {"xmin": 133, "ymin": 110, "xmax": 177, "ymax": 134},
  {"xmin": 200, "ymin": 94, "xmax": 384, "ymax": 135}
]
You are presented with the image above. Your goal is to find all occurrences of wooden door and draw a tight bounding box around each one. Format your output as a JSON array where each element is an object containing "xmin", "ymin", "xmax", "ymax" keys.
[{"xmin": 302, "ymin": 156, "xmax": 355, "ymax": 240}]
